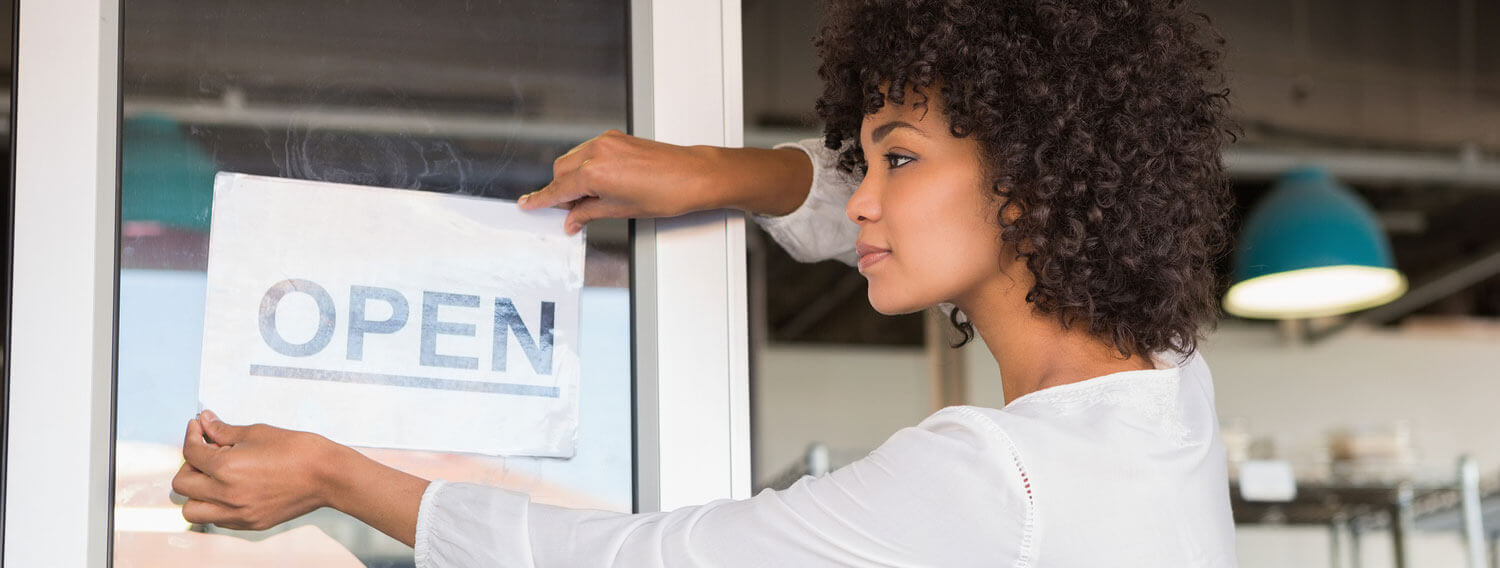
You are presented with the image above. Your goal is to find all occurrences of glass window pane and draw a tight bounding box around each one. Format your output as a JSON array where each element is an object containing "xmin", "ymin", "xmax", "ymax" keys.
[{"xmin": 114, "ymin": 2, "xmax": 631, "ymax": 565}]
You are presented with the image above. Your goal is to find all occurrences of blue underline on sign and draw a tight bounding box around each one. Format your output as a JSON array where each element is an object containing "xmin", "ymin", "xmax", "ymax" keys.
[{"xmin": 248, "ymin": 364, "xmax": 561, "ymax": 398}]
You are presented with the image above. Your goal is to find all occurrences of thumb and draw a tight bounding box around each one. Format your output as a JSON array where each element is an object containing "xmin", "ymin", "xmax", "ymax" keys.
[{"xmin": 198, "ymin": 409, "xmax": 248, "ymax": 445}]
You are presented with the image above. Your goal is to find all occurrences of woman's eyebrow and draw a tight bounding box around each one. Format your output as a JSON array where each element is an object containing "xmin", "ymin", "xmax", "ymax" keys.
[{"xmin": 869, "ymin": 120, "xmax": 927, "ymax": 143}]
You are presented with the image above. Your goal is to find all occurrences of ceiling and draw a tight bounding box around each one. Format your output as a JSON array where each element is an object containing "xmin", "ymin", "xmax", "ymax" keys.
[{"xmin": 744, "ymin": 0, "xmax": 1500, "ymax": 344}]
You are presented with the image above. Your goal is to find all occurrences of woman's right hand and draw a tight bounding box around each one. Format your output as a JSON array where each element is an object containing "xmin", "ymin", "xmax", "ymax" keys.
[
  {"xmin": 519, "ymin": 130, "xmax": 726, "ymax": 235},
  {"xmin": 519, "ymin": 129, "xmax": 813, "ymax": 235}
]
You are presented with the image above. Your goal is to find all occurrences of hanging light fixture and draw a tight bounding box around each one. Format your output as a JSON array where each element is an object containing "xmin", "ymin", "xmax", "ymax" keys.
[{"xmin": 1224, "ymin": 167, "xmax": 1407, "ymax": 320}]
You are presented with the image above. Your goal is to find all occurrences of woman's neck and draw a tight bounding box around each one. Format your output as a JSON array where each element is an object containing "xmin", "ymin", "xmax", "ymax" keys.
[{"xmin": 957, "ymin": 278, "xmax": 1154, "ymax": 406}]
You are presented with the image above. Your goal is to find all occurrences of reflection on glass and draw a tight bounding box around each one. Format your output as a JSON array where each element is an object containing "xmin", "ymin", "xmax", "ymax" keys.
[{"xmin": 115, "ymin": 2, "xmax": 631, "ymax": 565}]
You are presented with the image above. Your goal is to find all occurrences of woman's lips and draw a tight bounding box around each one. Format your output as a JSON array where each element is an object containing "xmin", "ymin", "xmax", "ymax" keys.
[{"xmin": 855, "ymin": 243, "xmax": 891, "ymax": 272}]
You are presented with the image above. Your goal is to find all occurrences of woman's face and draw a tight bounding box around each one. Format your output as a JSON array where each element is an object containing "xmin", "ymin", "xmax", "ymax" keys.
[{"xmin": 847, "ymin": 88, "xmax": 1011, "ymax": 315}]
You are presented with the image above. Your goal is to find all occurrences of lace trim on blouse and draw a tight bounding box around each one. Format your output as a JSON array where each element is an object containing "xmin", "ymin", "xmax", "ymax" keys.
[
  {"xmin": 951, "ymin": 406, "xmax": 1038, "ymax": 568},
  {"xmin": 1004, "ymin": 367, "xmax": 1192, "ymax": 446}
]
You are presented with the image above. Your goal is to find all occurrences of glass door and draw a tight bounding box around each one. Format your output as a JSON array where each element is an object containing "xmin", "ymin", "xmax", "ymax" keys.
[
  {"xmin": 4, "ymin": 0, "xmax": 748, "ymax": 565},
  {"xmin": 112, "ymin": 2, "xmax": 631, "ymax": 564}
]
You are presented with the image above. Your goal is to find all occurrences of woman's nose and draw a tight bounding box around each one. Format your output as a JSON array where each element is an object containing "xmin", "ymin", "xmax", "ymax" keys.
[{"xmin": 846, "ymin": 177, "xmax": 881, "ymax": 224}]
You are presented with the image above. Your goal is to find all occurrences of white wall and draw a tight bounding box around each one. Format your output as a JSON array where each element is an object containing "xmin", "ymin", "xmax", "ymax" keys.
[
  {"xmin": 753, "ymin": 320, "xmax": 1500, "ymax": 566},
  {"xmin": 752, "ymin": 344, "xmax": 929, "ymax": 484},
  {"xmin": 1205, "ymin": 322, "xmax": 1500, "ymax": 476}
]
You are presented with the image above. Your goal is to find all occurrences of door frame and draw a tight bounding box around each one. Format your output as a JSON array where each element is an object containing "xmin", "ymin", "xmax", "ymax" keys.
[
  {"xmin": 630, "ymin": 0, "xmax": 751, "ymax": 513},
  {"xmin": 4, "ymin": 0, "xmax": 121, "ymax": 565}
]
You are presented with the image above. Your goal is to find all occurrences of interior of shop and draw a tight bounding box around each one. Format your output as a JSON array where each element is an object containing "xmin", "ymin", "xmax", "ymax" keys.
[{"xmin": 4, "ymin": 0, "xmax": 1500, "ymax": 566}]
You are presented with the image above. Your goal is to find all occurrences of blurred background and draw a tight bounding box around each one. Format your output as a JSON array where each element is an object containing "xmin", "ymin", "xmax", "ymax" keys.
[
  {"xmin": 745, "ymin": 1, "xmax": 1500, "ymax": 567},
  {"xmin": 2, "ymin": 0, "xmax": 1499, "ymax": 566}
]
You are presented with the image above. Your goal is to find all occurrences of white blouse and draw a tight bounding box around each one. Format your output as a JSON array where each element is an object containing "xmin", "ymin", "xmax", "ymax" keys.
[{"xmin": 412, "ymin": 138, "xmax": 1238, "ymax": 567}]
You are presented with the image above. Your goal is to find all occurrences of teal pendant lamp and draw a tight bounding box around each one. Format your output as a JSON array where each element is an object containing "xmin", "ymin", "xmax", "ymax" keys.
[
  {"xmin": 121, "ymin": 113, "xmax": 219, "ymax": 232},
  {"xmin": 1225, "ymin": 167, "xmax": 1407, "ymax": 319}
]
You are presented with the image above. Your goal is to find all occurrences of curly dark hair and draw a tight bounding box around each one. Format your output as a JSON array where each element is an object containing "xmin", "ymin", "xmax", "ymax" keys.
[{"xmin": 813, "ymin": 0, "xmax": 1234, "ymax": 358}]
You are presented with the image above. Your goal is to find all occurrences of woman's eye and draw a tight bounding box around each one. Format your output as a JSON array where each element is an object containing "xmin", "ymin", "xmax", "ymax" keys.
[{"xmin": 884, "ymin": 153, "xmax": 914, "ymax": 169}]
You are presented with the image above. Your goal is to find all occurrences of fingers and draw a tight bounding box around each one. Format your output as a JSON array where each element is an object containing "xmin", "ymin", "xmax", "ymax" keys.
[
  {"xmin": 183, "ymin": 419, "xmax": 225, "ymax": 474},
  {"xmin": 199, "ymin": 409, "xmax": 248, "ymax": 445},
  {"xmin": 563, "ymin": 199, "xmax": 626, "ymax": 236},
  {"xmin": 551, "ymin": 131, "xmax": 606, "ymax": 168},
  {"xmin": 521, "ymin": 129, "xmax": 632, "ymax": 211},
  {"xmin": 521, "ymin": 161, "xmax": 599, "ymax": 211},
  {"xmin": 171, "ymin": 461, "xmax": 228, "ymax": 505},
  {"xmin": 181, "ymin": 498, "xmax": 241, "ymax": 527}
]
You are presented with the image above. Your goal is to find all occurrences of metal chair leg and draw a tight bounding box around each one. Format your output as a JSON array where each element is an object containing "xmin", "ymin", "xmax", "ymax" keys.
[
  {"xmin": 1392, "ymin": 483, "xmax": 1414, "ymax": 568},
  {"xmin": 1461, "ymin": 455, "xmax": 1488, "ymax": 568},
  {"xmin": 1330, "ymin": 514, "xmax": 1347, "ymax": 568}
]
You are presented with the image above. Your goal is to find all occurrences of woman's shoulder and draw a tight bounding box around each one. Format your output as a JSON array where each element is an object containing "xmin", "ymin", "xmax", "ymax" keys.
[
  {"xmin": 915, "ymin": 405, "xmax": 1017, "ymax": 444},
  {"xmin": 897, "ymin": 350, "xmax": 1218, "ymax": 452},
  {"xmin": 898, "ymin": 406, "xmax": 1040, "ymax": 487},
  {"xmin": 934, "ymin": 352, "xmax": 1218, "ymax": 453},
  {"xmin": 873, "ymin": 406, "xmax": 1036, "ymax": 494}
]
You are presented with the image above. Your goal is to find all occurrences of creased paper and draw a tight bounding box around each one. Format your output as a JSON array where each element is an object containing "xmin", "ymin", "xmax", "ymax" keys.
[{"xmin": 198, "ymin": 173, "xmax": 584, "ymax": 457}]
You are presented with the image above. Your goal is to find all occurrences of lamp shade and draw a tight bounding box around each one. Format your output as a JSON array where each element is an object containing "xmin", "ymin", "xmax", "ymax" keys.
[{"xmin": 1224, "ymin": 167, "xmax": 1406, "ymax": 319}]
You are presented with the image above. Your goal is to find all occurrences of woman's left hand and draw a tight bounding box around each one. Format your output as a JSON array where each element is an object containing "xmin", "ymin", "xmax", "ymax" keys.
[{"xmin": 173, "ymin": 410, "xmax": 344, "ymax": 531}]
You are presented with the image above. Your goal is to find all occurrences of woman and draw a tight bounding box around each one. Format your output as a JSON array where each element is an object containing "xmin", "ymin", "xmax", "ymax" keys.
[{"xmin": 175, "ymin": 0, "xmax": 1237, "ymax": 565}]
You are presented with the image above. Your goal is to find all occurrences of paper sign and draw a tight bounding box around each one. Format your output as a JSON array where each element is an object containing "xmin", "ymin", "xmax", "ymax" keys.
[{"xmin": 198, "ymin": 173, "xmax": 584, "ymax": 457}]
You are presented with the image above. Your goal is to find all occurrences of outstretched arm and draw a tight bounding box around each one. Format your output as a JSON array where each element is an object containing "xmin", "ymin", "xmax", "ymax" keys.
[
  {"xmin": 173, "ymin": 410, "xmax": 428, "ymax": 547},
  {"xmin": 519, "ymin": 131, "xmax": 862, "ymax": 265},
  {"xmin": 422, "ymin": 409, "xmax": 1027, "ymax": 567},
  {"xmin": 174, "ymin": 408, "xmax": 1029, "ymax": 567},
  {"xmin": 518, "ymin": 129, "xmax": 814, "ymax": 234}
]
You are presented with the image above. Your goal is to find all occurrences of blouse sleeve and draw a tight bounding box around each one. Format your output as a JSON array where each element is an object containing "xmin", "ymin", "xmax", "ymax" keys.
[
  {"xmin": 750, "ymin": 137, "xmax": 862, "ymax": 266},
  {"xmin": 413, "ymin": 407, "xmax": 1033, "ymax": 568}
]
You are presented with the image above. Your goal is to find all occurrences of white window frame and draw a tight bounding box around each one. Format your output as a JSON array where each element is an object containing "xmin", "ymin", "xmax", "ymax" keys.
[
  {"xmin": 4, "ymin": 0, "xmax": 121, "ymax": 565},
  {"xmin": 631, "ymin": 0, "xmax": 752, "ymax": 512},
  {"xmin": 2, "ymin": 0, "xmax": 749, "ymax": 563}
]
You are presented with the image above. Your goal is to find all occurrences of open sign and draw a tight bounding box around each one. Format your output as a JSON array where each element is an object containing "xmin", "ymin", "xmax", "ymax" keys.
[
  {"xmin": 199, "ymin": 173, "xmax": 584, "ymax": 456},
  {"xmin": 257, "ymin": 279, "xmax": 555, "ymax": 376}
]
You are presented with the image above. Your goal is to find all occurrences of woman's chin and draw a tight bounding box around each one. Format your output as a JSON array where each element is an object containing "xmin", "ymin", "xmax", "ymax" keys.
[{"xmin": 865, "ymin": 292, "xmax": 927, "ymax": 316}]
